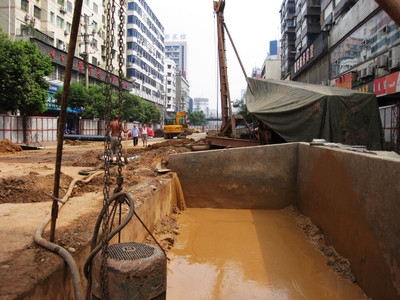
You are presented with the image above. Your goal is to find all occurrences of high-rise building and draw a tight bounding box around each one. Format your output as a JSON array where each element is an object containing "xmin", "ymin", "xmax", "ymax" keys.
[
  {"xmin": 126, "ymin": 0, "xmax": 166, "ymax": 106},
  {"xmin": 278, "ymin": 0, "xmax": 400, "ymax": 152},
  {"xmin": 193, "ymin": 97, "xmax": 209, "ymax": 115},
  {"xmin": 280, "ymin": 0, "xmax": 296, "ymax": 79},
  {"xmin": 0, "ymin": 0, "xmax": 132, "ymax": 111},
  {"xmin": 259, "ymin": 40, "xmax": 281, "ymax": 80},
  {"xmin": 165, "ymin": 33, "xmax": 190, "ymax": 111},
  {"xmin": 165, "ymin": 58, "xmax": 176, "ymax": 114},
  {"xmin": 165, "ymin": 34, "xmax": 188, "ymax": 79},
  {"xmin": 176, "ymin": 73, "xmax": 190, "ymax": 112}
]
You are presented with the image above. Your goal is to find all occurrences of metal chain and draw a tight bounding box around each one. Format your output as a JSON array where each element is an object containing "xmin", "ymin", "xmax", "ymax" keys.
[
  {"xmin": 99, "ymin": 0, "xmax": 116, "ymax": 297},
  {"xmin": 115, "ymin": 0, "xmax": 125, "ymax": 191}
]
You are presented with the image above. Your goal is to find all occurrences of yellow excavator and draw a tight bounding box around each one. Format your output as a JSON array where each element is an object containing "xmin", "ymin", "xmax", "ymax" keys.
[{"xmin": 163, "ymin": 111, "xmax": 189, "ymax": 139}]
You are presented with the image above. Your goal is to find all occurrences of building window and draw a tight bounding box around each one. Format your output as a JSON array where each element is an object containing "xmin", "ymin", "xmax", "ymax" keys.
[
  {"xmin": 67, "ymin": 1, "xmax": 73, "ymax": 12},
  {"xmin": 57, "ymin": 0, "xmax": 63, "ymax": 4},
  {"xmin": 50, "ymin": 12, "xmax": 54, "ymax": 23},
  {"xmin": 57, "ymin": 16, "xmax": 64, "ymax": 28},
  {"xmin": 93, "ymin": 2, "xmax": 98, "ymax": 13},
  {"xmin": 33, "ymin": 6, "xmax": 41, "ymax": 19},
  {"xmin": 91, "ymin": 39, "xmax": 98, "ymax": 49},
  {"xmin": 84, "ymin": 0, "xmax": 89, "ymax": 6},
  {"xmin": 21, "ymin": 0, "xmax": 28, "ymax": 12}
]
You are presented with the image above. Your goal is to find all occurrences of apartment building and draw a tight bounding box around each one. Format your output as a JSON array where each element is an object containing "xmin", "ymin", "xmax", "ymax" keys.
[
  {"xmin": 0, "ymin": 0, "xmax": 132, "ymax": 107},
  {"xmin": 165, "ymin": 34, "xmax": 190, "ymax": 112},
  {"xmin": 164, "ymin": 57, "xmax": 176, "ymax": 114},
  {"xmin": 279, "ymin": 0, "xmax": 400, "ymax": 151},
  {"xmin": 126, "ymin": 0, "xmax": 166, "ymax": 107}
]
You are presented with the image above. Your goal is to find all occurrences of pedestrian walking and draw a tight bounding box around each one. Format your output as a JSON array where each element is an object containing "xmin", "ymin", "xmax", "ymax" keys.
[
  {"xmin": 141, "ymin": 123, "xmax": 149, "ymax": 147},
  {"xmin": 131, "ymin": 123, "xmax": 140, "ymax": 146}
]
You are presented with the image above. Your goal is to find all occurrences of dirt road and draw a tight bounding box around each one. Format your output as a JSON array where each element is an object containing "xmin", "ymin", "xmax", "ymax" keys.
[{"xmin": 0, "ymin": 134, "xmax": 205, "ymax": 299}]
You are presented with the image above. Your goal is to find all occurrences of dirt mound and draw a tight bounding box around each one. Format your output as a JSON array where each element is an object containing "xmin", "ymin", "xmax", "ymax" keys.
[
  {"xmin": 0, "ymin": 172, "xmax": 73, "ymax": 204},
  {"xmin": 70, "ymin": 150, "xmax": 104, "ymax": 167},
  {"xmin": 0, "ymin": 138, "xmax": 23, "ymax": 153},
  {"xmin": 146, "ymin": 212, "xmax": 181, "ymax": 252},
  {"xmin": 64, "ymin": 139, "xmax": 90, "ymax": 146}
]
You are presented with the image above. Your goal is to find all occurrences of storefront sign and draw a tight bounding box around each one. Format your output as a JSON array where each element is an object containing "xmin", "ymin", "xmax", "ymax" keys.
[
  {"xmin": 374, "ymin": 76, "xmax": 387, "ymax": 96},
  {"xmin": 335, "ymin": 73, "xmax": 353, "ymax": 89},
  {"xmin": 386, "ymin": 71, "xmax": 400, "ymax": 94},
  {"xmin": 354, "ymin": 82, "xmax": 373, "ymax": 93}
]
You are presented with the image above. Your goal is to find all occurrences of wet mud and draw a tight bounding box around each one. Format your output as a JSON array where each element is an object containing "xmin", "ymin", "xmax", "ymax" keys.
[{"xmin": 166, "ymin": 208, "xmax": 367, "ymax": 299}]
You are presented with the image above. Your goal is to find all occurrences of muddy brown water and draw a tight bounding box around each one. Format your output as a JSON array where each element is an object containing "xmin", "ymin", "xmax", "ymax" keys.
[{"xmin": 166, "ymin": 208, "xmax": 367, "ymax": 300}]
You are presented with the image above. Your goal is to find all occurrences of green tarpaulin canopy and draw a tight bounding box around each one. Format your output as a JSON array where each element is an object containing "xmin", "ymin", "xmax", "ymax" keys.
[{"xmin": 246, "ymin": 78, "xmax": 384, "ymax": 150}]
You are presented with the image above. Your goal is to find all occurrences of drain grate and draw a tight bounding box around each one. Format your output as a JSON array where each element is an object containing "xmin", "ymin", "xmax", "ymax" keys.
[{"xmin": 107, "ymin": 242, "xmax": 156, "ymax": 261}]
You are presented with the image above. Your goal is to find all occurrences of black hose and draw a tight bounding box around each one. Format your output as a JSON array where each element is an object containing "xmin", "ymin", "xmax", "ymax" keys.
[{"xmin": 83, "ymin": 191, "xmax": 135, "ymax": 279}]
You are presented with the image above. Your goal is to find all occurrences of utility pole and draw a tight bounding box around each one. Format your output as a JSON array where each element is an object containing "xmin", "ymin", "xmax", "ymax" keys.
[{"xmin": 80, "ymin": 14, "xmax": 96, "ymax": 88}]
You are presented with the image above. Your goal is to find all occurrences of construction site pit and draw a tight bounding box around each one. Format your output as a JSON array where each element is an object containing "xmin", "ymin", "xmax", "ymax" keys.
[{"xmin": 1, "ymin": 137, "xmax": 399, "ymax": 299}]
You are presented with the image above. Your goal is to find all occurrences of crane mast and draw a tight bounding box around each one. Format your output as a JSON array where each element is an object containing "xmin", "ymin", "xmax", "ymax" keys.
[{"xmin": 214, "ymin": 0, "xmax": 232, "ymax": 133}]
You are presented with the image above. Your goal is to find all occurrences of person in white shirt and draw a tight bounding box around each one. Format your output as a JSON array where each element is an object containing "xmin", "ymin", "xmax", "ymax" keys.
[
  {"xmin": 141, "ymin": 123, "xmax": 149, "ymax": 147},
  {"xmin": 131, "ymin": 124, "xmax": 140, "ymax": 146}
]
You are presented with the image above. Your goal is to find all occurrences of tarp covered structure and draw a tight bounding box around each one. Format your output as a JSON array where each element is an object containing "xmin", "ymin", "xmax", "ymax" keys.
[{"xmin": 246, "ymin": 78, "xmax": 384, "ymax": 150}]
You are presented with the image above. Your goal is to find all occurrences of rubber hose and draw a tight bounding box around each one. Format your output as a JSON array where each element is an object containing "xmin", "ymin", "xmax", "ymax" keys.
[
  {"xmin": 83, "ymin": 191, "xmax": 135, "ymax": 279},
  {"xmin": 34, "ymin": 171, "xmax": 103, "ymax": 300}
]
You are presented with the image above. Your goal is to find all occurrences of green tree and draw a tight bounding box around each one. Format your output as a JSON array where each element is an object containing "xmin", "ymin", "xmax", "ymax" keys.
[
  {"xmin": 188, "ymin": 111, "xmax": 207, "ymax": 125},
  {"xmin": 122, "ymin": 92, "xmax": 144, "ymax": 122},
  {"xmin": 53, "ymin": 81, "xmax": 162, "ymax": 124},
  {"xmin": 85, "ymin": 84, "xmax": 121, "ymax": 120},
  {"xmin": 122, "ymin": 93, "xmax": 162, "ymax": 124},
  {"xmin": 54, "ymin": 81, "xmax": 89, "ymax": 111},
  {"xmin": 0, "ymin": 29, "xmax": 54, "ymax": 114},
  {"xmin": 141, "ymin": 101, "xmax": 162, "ymax": 124}
]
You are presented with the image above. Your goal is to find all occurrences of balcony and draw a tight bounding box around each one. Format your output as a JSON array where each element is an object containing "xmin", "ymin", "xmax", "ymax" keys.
[
  {"xmin": 301, "ymin": 6, "xmax": 321, "ymax": 19},
  {"xmin": 19, "ymin": 25, "xmax": 54, "ymax": 45},
  {"xmin": 334, "ymin": 0, "xmax": 358, "ymax": 18}
]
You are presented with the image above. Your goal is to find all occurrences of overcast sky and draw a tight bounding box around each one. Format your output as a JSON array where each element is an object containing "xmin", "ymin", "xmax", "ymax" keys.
[{"xmin": 147, "ymin": 0, "xmax": 282, "ymax": 111}]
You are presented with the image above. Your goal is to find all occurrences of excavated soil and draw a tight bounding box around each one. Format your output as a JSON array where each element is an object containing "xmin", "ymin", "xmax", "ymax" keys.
[
  {"xmin": 0, "ymin": 136, "xmax": 359, "ymax": 298},
  {"xmin": 0, "ymin": 137, "xmax": 201, "ymax": 299}
]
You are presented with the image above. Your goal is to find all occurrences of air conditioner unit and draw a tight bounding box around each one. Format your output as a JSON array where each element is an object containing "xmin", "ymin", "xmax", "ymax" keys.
[
  {"xmin": 60, "ymin": 6, "xmax": 67, "ymax": 13},
  {"xmin": 64, "ymin": 30, "xmax": 69, "ymax": 36},
  {"xmin": 365, "ymin": 66, "xmax": 374, "ymax": 77},
  {"xmin": 389, "ymin": 46, "xmax": 400, "ymax": 70},
  {"xmin": 25, "ymin": 14, "xmax": 30, "ymax": 21},
  {"xmin": 357, "ymin": 69, "xmax": 363, "ymax": 80},
  {"xmin": 377, "ymin": 55, "xmax": 388, "ymax": 68},
  {"xmin": 360, "ymin": 68, "xmax": 367, "ymax": 78}
]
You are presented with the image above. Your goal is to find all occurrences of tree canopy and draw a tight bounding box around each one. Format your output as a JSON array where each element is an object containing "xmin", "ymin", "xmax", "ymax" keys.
[
  {"xmin": 188, "ymin": 110, "xmax": 207, "ymax": 125},
  {"xmin": 0, "ymin": 28, "xmax": 54, "ymax": 115},
  {"xmin": 54, "ymin": 81, "xmax": 162, "ymax": 124}
]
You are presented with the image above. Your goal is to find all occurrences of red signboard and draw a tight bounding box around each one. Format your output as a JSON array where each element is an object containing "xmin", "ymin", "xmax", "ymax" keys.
[
  {"xmin": 386, "ymin": 71, "xmax": 400, "ymax": 94},
  {"xmin": 335, "ymin": 73, "xmax": 353, "ymax": 89},
  {"xmin": 374, "ymin": 76, "xmax": 386, "ymax": 96}
]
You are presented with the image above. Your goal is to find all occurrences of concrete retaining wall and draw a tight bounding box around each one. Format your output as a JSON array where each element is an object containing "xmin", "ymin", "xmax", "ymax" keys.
[
  {"xmin": 168, "ymin": 143, "xmax": 298, "ymax": 209},
  {"xmin": 297, "ymin": 143, "xmax": 400, "ymax": 300},
  {"xmin": 23, "ymin": 173, "xmax": 182, "ymax": 299},
  {"xmin": 168, "ymin": 143, "xmax": 400, "ymax": 300}
]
